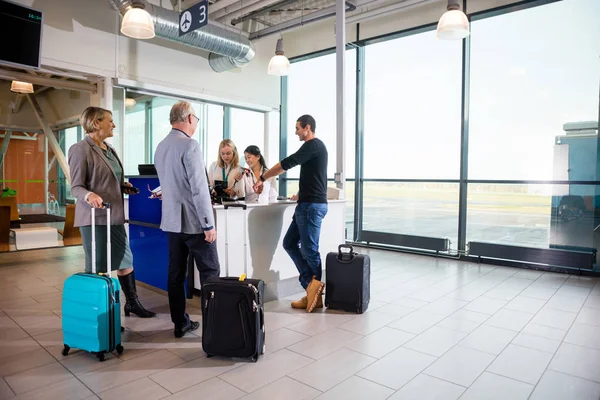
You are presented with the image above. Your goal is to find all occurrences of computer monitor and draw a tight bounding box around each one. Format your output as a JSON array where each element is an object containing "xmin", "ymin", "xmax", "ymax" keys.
[{"xmin": 138, "ymin": 164, "xmax": 157, "ymax": 175}]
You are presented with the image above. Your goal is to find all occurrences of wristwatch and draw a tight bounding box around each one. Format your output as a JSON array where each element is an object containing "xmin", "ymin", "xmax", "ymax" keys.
[{"xmin": 259, "ymin": 175, "xmax": 265, "ymax": 182}]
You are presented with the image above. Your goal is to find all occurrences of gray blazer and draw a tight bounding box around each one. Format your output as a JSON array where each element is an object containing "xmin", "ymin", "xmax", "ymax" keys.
[
  {"xmin": 68, "ymin": 136, "xmax": 126, "ymax": 227},
  {"xmin": 154, "ymin": 129, "xmax": 214, "ymax": 234}
]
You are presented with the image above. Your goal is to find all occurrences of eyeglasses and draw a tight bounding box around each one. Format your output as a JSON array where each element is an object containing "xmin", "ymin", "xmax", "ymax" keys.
[{"xmin": 191, "ymin": 114, "xmax": 199, "ymax": 122}]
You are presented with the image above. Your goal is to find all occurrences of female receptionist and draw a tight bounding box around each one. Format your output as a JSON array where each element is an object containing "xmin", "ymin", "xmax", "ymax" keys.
[
  {"xmin": 241, "ymin": 145, "xmax": 277, "ymax": 203},
  {"xmin": 207, "ymin": 139, "xmax": 244, "ymax": 198}
]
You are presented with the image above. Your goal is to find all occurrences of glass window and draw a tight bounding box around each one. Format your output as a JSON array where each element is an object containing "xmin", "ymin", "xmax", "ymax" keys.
[
  {"xmin": 468, "ymin": 0, "xmax": 600, "ymax": 181},
  {"xmin": 286, "ymin": 50, "xmax": 357, "ymax": 180},
  {"xmin": 364, "ymin": 31, "xmax": 462, "ymax": 179},
  {"xmin": 230, "ymin": 108, "xmax": 265, "ymax": 168},
  {"xmin": 124, "ymin": 100, "xmax": 147, "ymax": 175},
  {"xmin": 150, "ymin": 97, "xmax": 179, "ymax": 160},
  {"xmin": 466, "ymin": 0, "xmax": 600, "ymax": 252},
  {"xmin": 205, "ymin": 104, "xmax": 224, "ymax": 166}
]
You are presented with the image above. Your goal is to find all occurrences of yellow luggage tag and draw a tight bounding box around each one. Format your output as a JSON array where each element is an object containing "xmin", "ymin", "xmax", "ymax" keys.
[{"xmin": 239, "ymin": 274, "xmax": 247, "ymax": 282}]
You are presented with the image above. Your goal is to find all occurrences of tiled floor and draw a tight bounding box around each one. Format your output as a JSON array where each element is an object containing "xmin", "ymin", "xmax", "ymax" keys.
[{"xmin": 1, "ymin": 246, "xmax": 600, "ymax": 400}]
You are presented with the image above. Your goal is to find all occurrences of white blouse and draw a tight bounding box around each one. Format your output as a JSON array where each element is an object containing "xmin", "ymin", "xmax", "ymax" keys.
[
  {"xmin": 240, "ymin": 167, "xmax": 278, "ymax": 204},
  {"xmin": 207, "ymin": 162, "xmax": 245, "ymax": 198}
]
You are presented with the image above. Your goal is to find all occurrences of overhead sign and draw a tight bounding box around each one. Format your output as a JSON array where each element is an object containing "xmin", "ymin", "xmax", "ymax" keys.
[{"xmin": 179, "ymin": 0, "xmax": 208, "ymax": 37}]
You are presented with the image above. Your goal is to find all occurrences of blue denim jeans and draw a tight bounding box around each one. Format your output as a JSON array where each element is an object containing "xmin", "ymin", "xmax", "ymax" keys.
[{"xmin": 283, "ymin": 202, "xmax": 328, "ymax": 289}]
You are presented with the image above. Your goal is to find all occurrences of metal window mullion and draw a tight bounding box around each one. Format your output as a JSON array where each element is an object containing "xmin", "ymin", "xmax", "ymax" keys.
[
  {"xmin": 279, "ymin": 75, "xmax": 289, "ymax": 197},
  {"xmin": 354, "ymin": 45, "xmax": 365, "ymax": 242},
  {"xmin": 457, "ymin": 2, "xmax": 471, "ymax": 252}
]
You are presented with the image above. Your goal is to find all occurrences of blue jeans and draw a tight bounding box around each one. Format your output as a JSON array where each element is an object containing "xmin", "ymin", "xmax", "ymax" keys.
[{"xmin": 283, "ymin": 202, "xmax": 328, "ymax": 289}]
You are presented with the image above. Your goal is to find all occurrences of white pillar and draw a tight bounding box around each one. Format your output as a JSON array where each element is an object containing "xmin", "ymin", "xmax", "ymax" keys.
[{"xmin": 335, "ymin": 0, "xmax": 346, "ymax": 195}]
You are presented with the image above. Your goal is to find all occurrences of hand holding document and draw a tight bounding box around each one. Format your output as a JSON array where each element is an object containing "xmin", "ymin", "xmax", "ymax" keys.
[{"xmin": 148, "ymin": 184, "xmax": 162, "ymax": 200}]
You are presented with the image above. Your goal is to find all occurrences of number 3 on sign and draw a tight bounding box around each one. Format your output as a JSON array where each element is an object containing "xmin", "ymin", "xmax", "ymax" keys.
[{"xmin": 199, "ymin": 5, "xmax": 206, "ymax": 24}]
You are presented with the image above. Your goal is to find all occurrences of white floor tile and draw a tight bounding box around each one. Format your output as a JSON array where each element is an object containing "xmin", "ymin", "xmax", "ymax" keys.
[
  {"xmin": 388, "ymin": 374, "xmax": 465, "ymax": 400},
  {"xmin": 575, "ymin": 307, "xmax": 600, "ymax": 327},
  {"xmin": 511, "ymin": 332, "xmax": 561, "ymax": 354},
  {"xmin": 287, "ymin": 328, "xmax": 363, "ymax": 360},
  {"xmin": 504, "ymin": 295, "xmax": 547, "ymax": 314},
  {"xmin": 345, "ymin": 327, "xmax": 414, "ymax": 358},
  {"xmin": 314, "ymin": 376, "xmax": 394, "ymax": 400},
  {"xmin": 290, "ymin": 348, "xmax": 375, "ymax": 392},
  {"xmin": 549, "ymin": 343, "xmax": 600, "ymax": 383},
  {"xmin": 564, "ymin": 323, "xmax": 600, "ymax": 350},
  {"xmin": 486, "ymin": 344, "xmax": 552, "ymax": 385},
  {"xmin": 530, "ymin": 308, "xmax": 577, "ymax": 331},
  {"xmin": 483, "ymin": 309, "xmax": 534, "ymax": 332},
  {"xmin": 530, "ymin": 370, "xmax": 600, "ymax": 400},
  {"xmin": 336, "ymin": 311, "xmax": 402, "ymax": 336},
  {"xmin": 97, "ymin": 377, "xmax": 171, "ymax": 400},
  {"xmin": 459, "ymin": 325, "xmax": 517, "ymax": 355},
  {"xmin": 404, "ymin": 326, "xmax": 467, "ymax": 357},
  {"xmin": 424, "ymin": 345, "xmax": 495, "ymax": 387},
  {"xmin": 239, "ymin": 377, "xmax": 320, "ymax": 400},
  {"xmin": 459, "ymin": 372, "xmax": 533, "ymax": 400},
  {"xmin": 356, "ymin": 347, "xmax": 436, "ymax": 390},
  {"xmin": 463, "ymin": 297, "xmax": 507, "ymax": 315},
  {"xmin": 161, "ymin": 377, "xmax": 245, "ymax": 400},
  {"xmin": 522, "ymin": 323, "xmax": 567, "ymax": 341},
  {"xmin": 387, "ymin": 310, "xmax": 446, "ymax": 335},
  {"xmin": 219, "ymin": 349, "xmax": 313, "ymax": 393}
]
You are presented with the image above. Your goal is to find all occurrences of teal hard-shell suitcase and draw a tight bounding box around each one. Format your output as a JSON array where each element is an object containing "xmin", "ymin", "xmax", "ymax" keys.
[{"xmin": 61, "ymin": 204, "xmax": 123, "ymax": 361}]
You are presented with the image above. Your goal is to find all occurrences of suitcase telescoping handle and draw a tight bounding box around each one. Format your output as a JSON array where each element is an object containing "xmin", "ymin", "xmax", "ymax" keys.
[
  {"xmin": 338, "ymin": 244, "xmax": 355, "ymax": 262},
  {"xmin": 91, "ymin": 202, "xmax": 111, "ymax": 276}
]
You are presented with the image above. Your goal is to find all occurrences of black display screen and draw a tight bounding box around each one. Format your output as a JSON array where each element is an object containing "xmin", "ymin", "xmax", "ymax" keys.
[{"xmin": 0, "ymin": 0, "xmax": 42, "ymax": 69}]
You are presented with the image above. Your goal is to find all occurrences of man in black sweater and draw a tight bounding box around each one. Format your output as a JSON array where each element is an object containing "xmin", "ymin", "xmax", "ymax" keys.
[{"xmin": 253, "ymin": 114, "xmax": 328, "ymax": 313}]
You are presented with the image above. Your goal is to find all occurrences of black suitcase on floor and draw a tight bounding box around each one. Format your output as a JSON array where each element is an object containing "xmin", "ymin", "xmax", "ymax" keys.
[
  {"xmin": 201, "ymin": 276, "xmax": 265, "ymax": 362},
  {"xmin": 325, "ymin": 244, "xmax": 370, "ymax": 314}
]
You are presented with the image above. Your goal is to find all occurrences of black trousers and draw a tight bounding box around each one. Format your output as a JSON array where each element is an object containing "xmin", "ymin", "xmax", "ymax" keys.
[{"xmin": 168, "ymin": 232, "xmax": 220, "ymax": 327}]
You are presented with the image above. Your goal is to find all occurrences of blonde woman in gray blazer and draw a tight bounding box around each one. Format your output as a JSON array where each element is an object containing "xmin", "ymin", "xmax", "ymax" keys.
[{"xmin": 68, "ymin": 106, "xmax": 155, "ymax": 318}]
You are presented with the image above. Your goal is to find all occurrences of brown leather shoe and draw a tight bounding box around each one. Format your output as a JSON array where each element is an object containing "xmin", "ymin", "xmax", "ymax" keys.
[
  {"xmin": 291, "ymin": 296, "xmax": 308, "ymax": 309},
  {"xmin": 306, "ymin": 276, "xmax": 325, "ymax": 313}
]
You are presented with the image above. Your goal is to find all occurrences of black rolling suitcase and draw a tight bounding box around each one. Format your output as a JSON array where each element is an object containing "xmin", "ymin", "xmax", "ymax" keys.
[
  {"xmin": 325, "ymin": 244, "xmax": 370, "ymax": 314},
  {"xmin": 201, "ymin": 276, "xmax": 265, "ymax": 362}
]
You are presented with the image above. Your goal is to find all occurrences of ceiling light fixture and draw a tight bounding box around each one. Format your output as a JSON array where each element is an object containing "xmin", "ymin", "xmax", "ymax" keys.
[
  {"xmin": 437, "ymin": 0, "xmax": 470, "ymax": 40},
  {"xmin": 121, "ymin": 1, "xmax": 155, "ymax": 40},
  {"xmin": 267, "ymin": 38, "xmax": 290, "ymax": 76},
  {"xmin": 125, "ymin": 98, "xmax": 137, "ymax": 108},
  {"xmin": 10, "ymin": 81, "xmax": 34, "ymax": 94}
]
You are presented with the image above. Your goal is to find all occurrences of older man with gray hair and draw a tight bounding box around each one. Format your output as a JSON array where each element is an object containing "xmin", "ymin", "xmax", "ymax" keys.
[{"xmin": 154, "ymin": 100, "xmax": 220, "ymax": 338}]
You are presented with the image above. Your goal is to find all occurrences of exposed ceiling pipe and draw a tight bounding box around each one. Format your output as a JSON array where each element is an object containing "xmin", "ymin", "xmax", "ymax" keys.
[
  {"xmin": 107, "ymin": 0, "xmax": 255, "ymax": 72},
  {"xmin": 346, "ymin": 0, "xmax": 436, "ymax": 24},
  {"xmin": 211, "ymin": 0, "xmax": 272, "ymax": 21},
  {"xmin": 249, "ymin": 1, "xmax": 356, "ymax": 39}
]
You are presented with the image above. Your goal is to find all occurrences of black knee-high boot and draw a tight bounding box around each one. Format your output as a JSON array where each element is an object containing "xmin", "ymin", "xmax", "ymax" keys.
[{"xmin": 118, "ymin": 271, "xmax": 156, "ymax": 318}]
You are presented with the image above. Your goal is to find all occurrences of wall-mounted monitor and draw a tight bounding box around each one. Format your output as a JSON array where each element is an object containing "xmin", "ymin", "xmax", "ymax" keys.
[{"xmin": 0, "ymin": 0, "xmax": 42, "ymax": 69}]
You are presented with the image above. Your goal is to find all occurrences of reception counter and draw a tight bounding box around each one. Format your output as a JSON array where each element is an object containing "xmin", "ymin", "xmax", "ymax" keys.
[{"xmin": 127, "ymin": 176, "xmax": 346, "ymax": 301}]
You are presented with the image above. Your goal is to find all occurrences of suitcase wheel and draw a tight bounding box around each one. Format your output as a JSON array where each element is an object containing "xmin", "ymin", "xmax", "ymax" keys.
[
  {"xmin": 206, "ymin": 353, "xmax": 213, "ymax": 358},
  {"xmin": 116, "ymin": 345, "xmax": 124, "ymax": 355},
  {"xmin": 121, "ymin": 326, "xmax": 125, "ymax": 333},
  {"xmin": 61, "ymin": 345, "xmax": 70, "ymax": 356},
  {"xmin": 96, "ymin": 352, "xmax": 106, "ymax": 362},
  {"xmin": 251, "ymin": 355, "xmax": 258, "ymax": 363}
]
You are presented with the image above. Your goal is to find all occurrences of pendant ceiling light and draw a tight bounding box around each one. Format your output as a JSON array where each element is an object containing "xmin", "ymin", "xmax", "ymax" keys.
[
  {"xmin": 121, "ymin": 1, "xmax": 155, "ymax": 40},
  {"xmin": 437, "ymin": 0, "xmax": 470, "ymax": 40},
  {"xmin": 267, "ymin": 38, "xmax": 290, "ymax": 76},
  {"xmin": 10, "ymin": 81, "xmax": 34, "ymax": 94}
]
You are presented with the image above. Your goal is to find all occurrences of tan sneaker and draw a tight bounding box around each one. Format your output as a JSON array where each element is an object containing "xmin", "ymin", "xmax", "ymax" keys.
[
  {"xmin": 306, "ymin": 276, "xmax": 325, "ymax": 313},
  {"xmin": 291, "ymin": 296, "xmax": 308, "ymax": 309}
]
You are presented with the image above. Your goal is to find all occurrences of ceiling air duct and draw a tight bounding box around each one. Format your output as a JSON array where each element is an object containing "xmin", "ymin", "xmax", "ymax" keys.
[{"xmin": 108, "ymin": 0, "xmax": 255, "ymax": 72}]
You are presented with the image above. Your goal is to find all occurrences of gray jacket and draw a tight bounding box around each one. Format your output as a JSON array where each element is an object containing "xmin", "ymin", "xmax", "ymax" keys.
[
  {"xmin": 68, "ymin": 136, "xmax": 126, "ymax": 227},
  {"xmin": 154, "ymin": 129, "xmax": 214, "ymax": 234}
]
